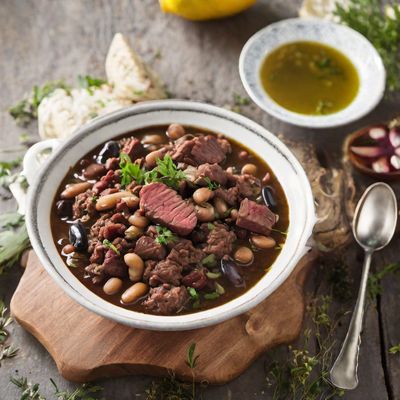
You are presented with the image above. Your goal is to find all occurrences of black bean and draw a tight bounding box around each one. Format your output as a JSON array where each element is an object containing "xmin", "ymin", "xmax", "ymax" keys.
[
  {"xmin": 220, "ymin": 256, "xmax": 245, "ymax": 288},
  {"xmin": 56, "ymin": 200, "xmax": 73, "ymax": 219},
  {"xmin": 262, "ymin": 186, "xmax": 277, "ymax": 210},
  {"xmin": 96, "ymin": 141, "xmax": 120, "ymax": 163},
  {"xmin": 69, "ymin": 222, "xmax": 88, "ymax": 251}
]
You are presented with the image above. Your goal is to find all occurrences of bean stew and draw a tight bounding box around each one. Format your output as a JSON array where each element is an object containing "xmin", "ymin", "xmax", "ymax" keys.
[{"xmin": 51, "ymin": 124, "xmax": 289, "ymax": 315}]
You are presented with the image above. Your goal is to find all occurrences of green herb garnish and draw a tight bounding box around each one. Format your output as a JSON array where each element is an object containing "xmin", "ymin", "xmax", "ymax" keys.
[
  {"xmin": 204, "ymin": 177, "xmax": 220, "ymax": 191},
  {"xmin": 335, "ymin": 0, "xmax": 400, "ymax": 92},
  {"xmin": 389, "ymin": 344, "xmax": 400, "ymax": 354},
  {"xmin": 187, "ymin": 287, "xmax": 200, "ymax": 309},
  {"xmin": 368, "ymin": 262, "xmax": 400, "ymax": 300},
  {"xmin": 201, "ymin": 254, "xmax": 216, "ymax": 267},
  {"xmin": 0, "ymin": 213, "xmax": 30, "ymax": 275},
  {"xmin": 155, "ymin": 226, "xmax": 178, "ymax": 245},
  {"xmin": 207, "ymin": 222, "xmax": 215, "ymax": 231},
  {"xmin": 9, "ymin": 81, "xmax": 71, "ymax": 125},
  {"xmin": 186, "ymin": 342, "xmax": 199, "ymax": 369},
  {"xmin": 102, "ymin": 239, "xmax": 120, "ymax": 255},
  {"xmin": 205, "ymin": 271, "xmax": 221, "ymax": 279},
  {"xmin": 77, "ymin": 75, "xmax": 106, "ymax": 95},
  {"xmin": 145, "ymin": 155, "xmax": 187, "ymax": 190},
  {"xmin": 119, "ymin": 153, "xmax": 145, "ymax": 187}
]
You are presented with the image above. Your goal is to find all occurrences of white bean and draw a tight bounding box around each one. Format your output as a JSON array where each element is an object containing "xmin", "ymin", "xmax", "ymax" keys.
[
  {"xmin": 61, "ymin": 182, "xmax": 92, "ymax": 199},
  {"xmin": 121, "ymin": 282, "xmax": 149, "ymax": 304}
]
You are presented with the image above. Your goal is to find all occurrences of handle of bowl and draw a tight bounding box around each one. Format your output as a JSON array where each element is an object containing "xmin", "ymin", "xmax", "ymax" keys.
[{"xmin": 22, "ymin": 139, "xmax": 62, "ymax": 186}]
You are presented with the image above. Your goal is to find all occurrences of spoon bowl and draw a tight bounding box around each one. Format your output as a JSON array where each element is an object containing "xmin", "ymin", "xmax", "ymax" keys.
[{"xmin": 353, "ymin": 182, "xmax": 398, "ymax": 251}]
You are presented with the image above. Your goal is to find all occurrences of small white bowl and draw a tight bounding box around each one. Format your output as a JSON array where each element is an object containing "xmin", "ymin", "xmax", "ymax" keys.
[
  {"xmin": 239, "ymin": 18, "xmax": 386, "ymax": 128},
  {"xmin": 24, "ymin": 100, "xmax": 316, "ymax": 331}
]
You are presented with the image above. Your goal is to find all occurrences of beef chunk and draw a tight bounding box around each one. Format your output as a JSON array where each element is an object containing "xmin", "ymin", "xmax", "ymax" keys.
[
  {"xmin": 140, "ymin": 182, "xmax": 197, "ymax": 236},
  {"xmin": 235, "ymin": 174, "xmax": 261, "ymax": 199},
  {"xmin": 148, "ymin": 260, "xmax": 183, "ymax": 286},
  {"xmin": 143, "ymin": 260, "xmax": 157, "ymax": 282},
  {"xmin": 182, "ymin": 268, "xmax": 207, "ymax": 289},
  {"xmin": 236, "ymin": 198, "xmax": 276, "ymax": 235},
  {"xmin": 167, "ymin": 239, "xmax": 205, "ymax": 269},
  {"xmin": 72, "ymin": 190, "xmax": 97, "ymax": 219},
  {"xmin": 172, "ymin": 135, "xmax": 230, "ymax": 166},
  {"xmin": 90, "ymin": 244, "xmax": 106, "ymax": 264},
  {"xmin": 190, "ymin": 223, "xmax": 212, "ymax": 244},
  {"xmin": 100, "ymin": 223, "xmax": 126, "ymax": 241},
  {"xmin": 92, "ymin": 170, "xmax": 119, "ymax": 194},
  {"xmin": 195, "ymin": 163, "xmax": 229, "ymax": 185},
  {"xmin": 86, "ymin": 249, "xmax": 127, "ymax": 283},
  {"xmin": 105, "ymin": 157, "xmax": 120, "ymax": 170},
  {"xmin": 204, "ymin": 223, "xmax": 236, "ymax": 259},
  {"xmin": 134, "ymin": 235, "xmax": 167, "ymax": 260},
  {"xmin": 143, "ymin": 285, "xmax": 189, "ymax": 315},
  {"xmin": 121, "ymin": 137, "xmax": 144, "ymax": 160},
  {"xmin": 214, "ymin": 186, "xmax": 239, "ymax": 206}
]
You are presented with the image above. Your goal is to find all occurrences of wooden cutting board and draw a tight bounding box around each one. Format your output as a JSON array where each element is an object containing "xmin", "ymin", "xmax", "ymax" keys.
[{"xmin": 10, "ymin": 250, "xmax": 317, "ymax": 384}]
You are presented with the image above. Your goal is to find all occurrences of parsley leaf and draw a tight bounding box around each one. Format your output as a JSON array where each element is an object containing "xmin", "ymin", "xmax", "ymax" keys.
[
  {"xmin": 155, "ymin": 226, "xmax": 177, "ymax": 245},
  {"xmin": 186, "ymin": 343, "xmax": 199, "ymax": 369},
  {"xmin": 119, "ymin": 153, "xmax": 145, "ymax": 187},
  {"xmin": 102, "ymin": 239, "xmax": 120, "ymax": 255},
  {"xmin": 204, "ymin": 177, "xmax": 220, "ymax": 191},
  {"xmin": 9, "ymin": 81, "xmax": 71, "ymax": 125},
  {"xmin": 145, "ymin": 155, "xmax": 186, "ymax": 190}
]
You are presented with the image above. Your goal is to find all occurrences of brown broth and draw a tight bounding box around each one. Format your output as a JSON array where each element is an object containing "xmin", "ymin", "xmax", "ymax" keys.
[{"xmin": 50, "ymin": 126, "xmax": 289, "ymax": 315}]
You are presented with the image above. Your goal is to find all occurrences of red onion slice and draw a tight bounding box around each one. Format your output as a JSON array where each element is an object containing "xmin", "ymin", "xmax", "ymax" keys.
[
  {"xmin": 369, "ymin": 126, "xmax": 387, "ymax": 141},
  {"xmin": 389, "ymin": 128, "xmax": 400, "ymax": 148},
  {"xmin": 350, "ymin": 146, "xmax": 385, "ymax": 158},
  {"xmin": 390, "ymin": 155, "xmax": 400, "ymax": 170},
  {"xmin": 372, "ymin": 157, "xmax": 390, "ymax": 173}
]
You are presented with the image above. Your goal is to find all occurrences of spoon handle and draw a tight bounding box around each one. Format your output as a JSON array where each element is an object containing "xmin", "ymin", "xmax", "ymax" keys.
[{"xmin": 330, "ymin": 251, "xmax": 372, "ymax": 390}]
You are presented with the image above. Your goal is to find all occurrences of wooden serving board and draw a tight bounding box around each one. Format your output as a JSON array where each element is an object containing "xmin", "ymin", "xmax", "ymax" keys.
[{"xmin": 10, "ymin": 250, "xmax": 317, "ymax": 384}]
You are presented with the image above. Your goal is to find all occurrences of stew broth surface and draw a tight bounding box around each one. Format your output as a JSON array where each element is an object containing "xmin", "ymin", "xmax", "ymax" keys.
[{"xmin": 51, "ymin": 126, "xmax": 289, "ymax": 314}]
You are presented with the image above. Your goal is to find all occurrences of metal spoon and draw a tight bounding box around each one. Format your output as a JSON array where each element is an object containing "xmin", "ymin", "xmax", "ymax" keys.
[{"xmin": 330, "ymin": 182, "xmax": 397, "ymax": 390}]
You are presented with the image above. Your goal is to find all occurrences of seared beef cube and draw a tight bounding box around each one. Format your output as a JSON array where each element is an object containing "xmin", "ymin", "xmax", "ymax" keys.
[
  {"xmin": 214, "ymin": 186, "xmax": 239, "ymax": 206},
  {"xmin": 235, "ymin": 174, "xmax": 261, "ymax": 199},
  {"xmin": 92, "ymin": 170, "xmax": 119, "ymax": 194},
  {"xmin": 72, "ymin": 190, "xmax": 97, "ymax": 219},
  {"xmin": 99, "ymin": 223, "xmax": 126, "ymax": 241},
  {"xmin": 140, "ymin": 182, "xmax": 197, "ymax": 236},
  {"xmin": 195, "ymin": 163, "xmax": 229, "ymax": 185},
  {"xmin": 143, "ymin": 285, "xmax": 189, "ymax": 315},
  {"xmin": 236, "ymin": 198, "xmax": 276, "ymax": 235},
  {"xmin": 182, "ymin": 268, "xmax": 207, "ymax": 289},
  {"xmin": 100, "ymin": 249, "xmax": 127, "ymax": 278},
  {"xmin": 90, "ymin": 244, "xmax": 106, "ymax": 264},
  {"xmin": 134, "ymin": 236, "xmax": 167, "ymax": 260},
  {"xmin": 121, "ymin": 138, "xmax": 144, "ymax": 160},
  {"xmin": 148, "ymin": 260, "xmax": 183, "ymax": 286},
  {"xmin": 204, "ymin": 223, "xmax": 236, "ymax": 259},
  {"xmin": 167, "ymin": 239, "xmax": 205, "ymax": 269},
  {"xmin": 172, "ymin": 135, "xmax": 230, "ymax": 166}
]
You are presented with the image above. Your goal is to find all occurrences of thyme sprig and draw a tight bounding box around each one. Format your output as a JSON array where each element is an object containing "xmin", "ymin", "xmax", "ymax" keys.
[
  {"xmin": 0, "ymin": 301, "xmax": 19, "ymax": 365},
  {"xmin": 335, "ymin": 0, "xmax": 400, "ymax": 92}
]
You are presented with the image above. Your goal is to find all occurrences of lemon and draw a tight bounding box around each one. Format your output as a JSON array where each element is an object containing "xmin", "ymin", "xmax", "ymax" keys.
[{"xmin": 159, "ymin": 0, "xmax": 257, "ymax": 21}]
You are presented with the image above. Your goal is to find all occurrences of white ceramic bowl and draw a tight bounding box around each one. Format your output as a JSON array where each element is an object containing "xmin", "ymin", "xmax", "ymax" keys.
[
  {"xmin": 239, "ymin": 18, "xmax": 386, "ymax": 128},
  {"xmin": 24, "ymin": 100, "xmax": 316, "ymax": 331}
]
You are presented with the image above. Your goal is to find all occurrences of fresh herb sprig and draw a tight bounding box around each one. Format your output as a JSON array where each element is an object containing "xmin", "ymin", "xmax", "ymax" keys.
[
  {"xmin": 77, "ymin": 75, "xmax": 106, "ymax": 94},
  {"xmin": 335, "ymin": 0, "xmax": 400, "ymax": 92},
  {"xmin": 9, "ymin": 81, "xmax": 71, "ymax": 125},
  {"xmin": 119, "ymin": 153, "xmax": 146, "ymax": 187},
  {"xmin": 0, "ymin": 212, "xmax": 30, "ymax": 274},
  {"xmin": 0, "ymin": 301, "xmax": 18, "ymax": 365},
  {"xmin": 368, "ymin": 262, "xmax": 400, "ymax": 301},
  {"xmin": 188, "ymin": 287, "xmax": 200, "ymax": 309},
  {"xmin": 102, "ymin": 239, "xmax": 120, "ymax": 255},
  {"xmin": 146, "ymin": 155, "xmax": 187, "ymax": 190},
  {"xmin": 204, "ymin": 177, "xmax": 220, "ymax": 191},
  {"xmin": 389, "ymin": 344, "xmax": 400, "ymax": 354},
  {"xmin": 155, "ymin": 226, "xmax": 177, "ymax": 245}
]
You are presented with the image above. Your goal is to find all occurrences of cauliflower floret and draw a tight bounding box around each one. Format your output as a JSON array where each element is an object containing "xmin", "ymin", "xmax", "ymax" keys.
[
  {"xmin": 38, "ymin": 85, "xmax": 130, "ymax": 139},
  {"xmin": 105, "ymin": 33, "xmax": 167, "ymax": 102}
]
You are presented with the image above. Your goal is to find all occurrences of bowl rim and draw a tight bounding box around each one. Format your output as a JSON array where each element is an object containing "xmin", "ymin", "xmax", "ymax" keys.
[
  {"xmin": 26, "ymin": 100, "xmax": 317, "ymax": 331},
  {"xmin": 239, "ymin": 17, "xmax": 386, "ymax": 128}
]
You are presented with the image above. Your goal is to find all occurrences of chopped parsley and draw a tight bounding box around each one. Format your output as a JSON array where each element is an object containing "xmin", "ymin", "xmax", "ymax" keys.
[
  {"xmin": 102, "ymin": 239, "xmax": 120, "ymax": 255},
  {"xmin": 145, "ymin": 155, "xmax": 186, "ymax": 190},
  {"xmin": 204, "ymin": 177, "xmax": 220, "ymax": 191},
  {"xmin": 155, "ymin": 226, "xmax": 177, "ymax": 245},
  {"xmin": 119, "ymin": 153, "xmax": 146, "ymax": 187},
  {"xmin": 77, "ymin": 75, "xmax": 106, "ymax": 94}
]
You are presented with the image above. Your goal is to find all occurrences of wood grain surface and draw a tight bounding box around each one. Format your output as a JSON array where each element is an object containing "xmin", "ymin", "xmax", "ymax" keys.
[
  {"xmin": 0, "ymin": 1, "xmax": 399, "ymax": 399},
  {"xmin": 10, "ymin": 250, "xmax": 317, "ymax": 384}
]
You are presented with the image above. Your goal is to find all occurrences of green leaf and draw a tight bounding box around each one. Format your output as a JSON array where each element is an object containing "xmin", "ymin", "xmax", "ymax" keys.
[
  {"xmin": 145, "ymin": 155, "xmax": 187, "ymax": 190},
  {"xmin": 187, "ymin": 287, "xmax": 200, "ymax": 309},
  {"xmin": 203, "ymin": 177, "xmax": 220, "ymax": 191},
  {"xmin": 201, "ymin": 254, "xmax": 216, "ymax": 267},
  {"xmin": 389, "ymin": 344, "xmax": 400, "ymax": 354},
  {"xmin": 102, "ymin": 239, "xmax": 120, "ymax": 255},
  {"xmin": 186, "ymin": 342, "xmax": 199, "ymax": 370},
  {"xmin": 204, "ymin": 292, "xmax": 220, "ymax": 300},
  {"xmin": 155, "ymin": 226, "xmax": 177, "ymax": 245},
  {"xmin": 77, "ymin": 75, "xmax": 106, "ymax": 95},
  {"xmin": 119, "ymin": 153, "xmax": 145, "ymax": 187},
  {"xmin": 368, "ymin": 262, "xmax": 400, "ymax": 301}
]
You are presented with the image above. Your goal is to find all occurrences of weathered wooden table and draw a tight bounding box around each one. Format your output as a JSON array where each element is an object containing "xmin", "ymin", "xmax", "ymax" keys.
[{"xmin": 1, "ymin": 1, "xmax": 399, "ymax": 399}]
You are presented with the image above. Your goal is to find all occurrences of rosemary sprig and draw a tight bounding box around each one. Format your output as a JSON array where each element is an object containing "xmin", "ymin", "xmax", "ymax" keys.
[{"xmin": 0, "ymin": 301, "xmax": 18, "ymax": 365}]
